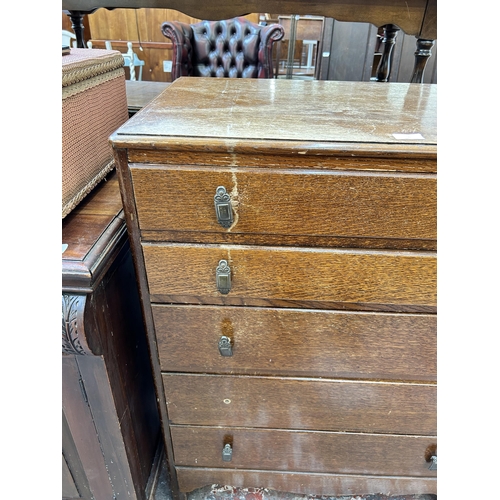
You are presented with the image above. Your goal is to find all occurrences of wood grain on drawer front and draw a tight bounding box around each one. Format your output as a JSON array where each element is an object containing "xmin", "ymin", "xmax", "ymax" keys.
[
  {"xmin": 163, "ymin": 374, "xmax": 436, "ymax": 435},
  {"xmin": 143, "ymin": 244, "xmax": 436, "ymax": 312},
  {"xmin": 170, "ymin": 425, "xmax": 437, "ymax": 477},
  {"xmin": 175, "ymin": 468, "xmax": 437, "ymax": 496},
  {"xmin": 130, "ymin": 165, "xmax": 436, "ymax": 241},
  {"xmin": 128, "ymin": 149, "xmax": 437, "ymax": 174},
  {"xmin": 153, "ymin": 305, "xmax": 436, "ymax": 382}
]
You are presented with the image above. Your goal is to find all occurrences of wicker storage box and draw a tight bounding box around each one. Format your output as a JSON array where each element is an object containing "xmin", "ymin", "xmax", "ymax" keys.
[{"xmin": 62, "ymin": 48, "xmax": 129, "ymax": 218}]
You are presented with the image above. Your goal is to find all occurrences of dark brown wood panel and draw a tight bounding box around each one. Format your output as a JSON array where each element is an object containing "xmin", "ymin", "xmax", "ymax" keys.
[
  {"xmin": 143, "ymin": 243, "xmax": 436, "ymax": 312},
  {"xmin": 419, "ymin": 0, "xmax": 437, "ymax": 40},
  {"xmin": 325, "ymin": 20, "xmax": 378, "ymax": 81},
  {"xmin": 75, "ymin": 355, "xmax": 137, "ymax": 498},
  {"xmin": 62, "ymin": 357, "xmax": 114, "ymax": 499},
  {"xmin": 171, "ymin": 425, "xmax": 437, "ymax": 477},
  {"xmin": 163, "ymin": 374, "xmax": 436, "ymax": 435},
  {"xmin": 153, "ymin": 305, "xmax": 436, "ymax": 381},
  {"xmin": 62, "ymin": 411, "xmax": 93, "ymax": 500},
  {"xmin": 84, "ymin": 248, "xmax": 160, "ymax": 494},
  {"xmin": 64, "ymin": 0, "xmax": 434, "ymax": 39},
  {"xmin": 62, "ymin": 171, "xmax": 161, "ymax": 500},
  {"xmin": 175, "ymin": 467, "xmax": 437, "ymax": 496},
  {"xmin": 130, "ymin": 166, "xmax": 436, "ymax": 241}
]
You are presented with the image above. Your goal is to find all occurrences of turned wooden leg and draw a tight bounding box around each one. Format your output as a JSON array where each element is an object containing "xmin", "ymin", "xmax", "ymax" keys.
[
  {"xmin": 275, "ymin": 39, "xmax": 281, "ymax": 78},
  {"xmin": 411, "ymin": 39, "xmax": 435, "ymax": 83},
  {"xmin": 286, "ymin": 14, "xmax": 299, "ymax": 79},
  {"xmin": 374, "ymin": 24, "xmax": 400, "ymax": 82},
  {"xmin": 64, "ymin": 10, "xmax": 87, "ymax": 48}
]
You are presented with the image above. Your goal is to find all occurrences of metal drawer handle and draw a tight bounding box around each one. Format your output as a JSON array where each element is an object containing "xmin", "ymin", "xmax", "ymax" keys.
[
  {"xmin": 428, "ymin": 454, "xmax": 437, "ymax": 471},
  {"xmin": 222, "ymin": 443, "xmax": 233, "ymax": 462},
  {"xmin": 218, "ymin": 336, "xmax": 233, "ymax": 356},
  {"xmin": 216, "ymin": 260, "xmax": 231, "ymax": 294},
  {"xmin": 214, "ymin": 186, "xmax": 233, "ymax": 228}
]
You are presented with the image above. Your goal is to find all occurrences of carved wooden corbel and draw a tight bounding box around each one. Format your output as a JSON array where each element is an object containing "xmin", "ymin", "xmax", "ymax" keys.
[{"xmin": 62, "ymin": 294, "xmax": 93, "ymax": 355}]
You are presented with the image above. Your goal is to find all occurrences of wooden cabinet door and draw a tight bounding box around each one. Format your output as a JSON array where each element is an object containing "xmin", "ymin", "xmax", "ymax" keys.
[
  {"xmin": 62, "ymin": 356, "xmax": 114, "ymax": 500},
  {"xmin": 62, "ymin": 410, "xmax": 93, "ymax": 500}
]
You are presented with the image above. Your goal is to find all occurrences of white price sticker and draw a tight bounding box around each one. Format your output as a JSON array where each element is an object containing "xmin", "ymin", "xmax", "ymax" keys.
[{"xmin": 392, "ymin": 133, "xmax": 425, "ymax": 140}]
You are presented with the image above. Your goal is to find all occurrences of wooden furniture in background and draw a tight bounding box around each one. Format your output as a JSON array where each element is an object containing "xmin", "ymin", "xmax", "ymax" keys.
[
  {"xmin": 317, "ymin": 19, "xmax": 437, "ymax": 83},
  {"xmin": 126, "ymin": 80, "xmax": 170, "ymax": 115},
  {"xmin": 62, "ymin": 0, "xmax": 436, "ymax": 82},
  {"xmin": 62, "ymin": 172, "xmax": 161, "ymax": 500},
  {"xmin": 275, "ymin": 15, "xmax": 324, "ymax": 79},
  {"xmin": 110, "ymin": 78, "xmax": 437, "ymax": 499},
  {"xmin": 63, "ymin": 9, "xmax": 91, "ymax": 46}
]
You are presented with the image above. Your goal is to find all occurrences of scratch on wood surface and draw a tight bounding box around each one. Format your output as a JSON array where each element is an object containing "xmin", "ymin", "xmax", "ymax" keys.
[
  {"xmin": 227, "ymin": 171, "xmax": 239, "ymax": 232},
  {"xmin": 224, "ymin": 141, "xmax": 239, "ymax": 167},
  {"xmin": 406, "ymin": 1, "xmax": 410, "ymax": 18},
  {"xmin": 220, "ymin": 245, "xmax": 232, "ymax": 270}
]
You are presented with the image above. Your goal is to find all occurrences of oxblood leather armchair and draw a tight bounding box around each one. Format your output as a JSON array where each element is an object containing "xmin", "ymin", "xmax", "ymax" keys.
[{"xmin": 161, "ymin": 17, "xmax": 284, "ymax": 81}]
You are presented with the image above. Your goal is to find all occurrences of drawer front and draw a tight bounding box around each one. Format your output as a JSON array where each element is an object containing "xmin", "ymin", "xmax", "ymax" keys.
[
  {"xmin": 176, "ymin": 468, "xmax": 437, "ymax": 496},
  {"xmin": 130, "ymin": 165, "xmax": 436, "ymax": 241},
  {"xmin": 171, "ymin": 425, "xmax": 437, "ymax": 477},
  {"xmin": 154, "ymin": 305, "xmax": 436, "ymax": 382},
  {"xmin": 163, "ymin": 374, "xmax": 436, "ymax": 435},
  {"xmin": 143, "ymin": 243, "xmax": 436, "ymax": 312}
]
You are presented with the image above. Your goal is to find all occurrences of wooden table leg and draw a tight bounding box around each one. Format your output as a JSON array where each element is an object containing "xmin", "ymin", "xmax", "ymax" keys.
[
  {"xmin": 64, "ymin": 10, "xmax": 87, "ymax": 48},
  {"xmin": 411, "ymin": 39, "xmax": 435, "ymax": 83},
  {"xmin": 285, "ymin": 15, "xmax": 299, "ymax": 79},
  {"xmin": 374, "ymin": 24, "xmax": 400, "ymax": 82}
]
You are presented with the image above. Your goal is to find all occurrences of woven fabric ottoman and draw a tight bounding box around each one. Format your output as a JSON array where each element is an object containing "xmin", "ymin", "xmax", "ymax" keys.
[{"xmin": 62, "ymin": 48, "xmax": 129, "ymax": 218}]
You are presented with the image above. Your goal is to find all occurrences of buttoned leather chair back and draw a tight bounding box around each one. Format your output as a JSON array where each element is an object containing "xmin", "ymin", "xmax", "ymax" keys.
[{"xmin": 161, "ymin": 17, "xmax": 285, "ymax": 81}]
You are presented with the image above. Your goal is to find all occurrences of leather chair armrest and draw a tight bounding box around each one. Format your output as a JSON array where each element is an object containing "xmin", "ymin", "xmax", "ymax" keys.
[
  {"xmin": 258, "ymin": 23, "xmax": 285, "ymax": 78},
  {"xmin": 161, "ymin": 21, "xmax": 194, "ymax": 81}
]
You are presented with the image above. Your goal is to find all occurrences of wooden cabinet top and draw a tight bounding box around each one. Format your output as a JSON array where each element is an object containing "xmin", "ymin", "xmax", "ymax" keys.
[
  {"xmin": 111, "ymin": 79, "xmax": 436, "ymax": 158},
  {"xmin": 62, "ymin": 172, "xmax": 127, "ymax": 292}
]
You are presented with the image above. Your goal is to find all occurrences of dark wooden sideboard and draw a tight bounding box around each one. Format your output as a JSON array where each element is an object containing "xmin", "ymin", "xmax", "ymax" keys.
[
  {"xmin": 62, "ymin": 172, "xmax": 161, "ymax": 500},
  {"xmin": 110, "ymin": 78, "xmax": 437, "ymax": 499},
  {"xmin": 62, "ymin": 0, "xmax": 436, "ymax": 83},
  {"xmin": 126, "ymin": 80, "xmax": 170, "ymax": 116}
]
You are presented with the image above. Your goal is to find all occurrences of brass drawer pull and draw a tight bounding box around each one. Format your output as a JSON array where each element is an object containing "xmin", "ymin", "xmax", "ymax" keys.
[
  {"xmin": 214, "ymin": 186, "xmax": 233, "ymax": 228},
  {"xmin": 218, "ymin": 336, "xmax": 233, "ymax": 356},
  {"xmin": 428, "ymin": 454, "xmax": 437, "ymax": 471},
  {"xmin": 222, "ymin": 443, "xmax": 233, "ymax": 462},
  {"xmin": 216, "ymin": 260, "xmax": 231, "ymax": 294}
]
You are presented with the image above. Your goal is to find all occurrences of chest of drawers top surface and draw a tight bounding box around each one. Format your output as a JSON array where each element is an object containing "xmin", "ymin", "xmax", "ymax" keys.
[{"xmin": 111, "ymin": 78, "xmax": 436, "ymax": 156}]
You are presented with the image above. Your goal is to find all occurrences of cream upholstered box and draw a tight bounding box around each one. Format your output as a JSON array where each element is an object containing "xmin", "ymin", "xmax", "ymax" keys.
[{"xmin": 62, "ymin": 48, "xmax": 129, "ymax": 218}]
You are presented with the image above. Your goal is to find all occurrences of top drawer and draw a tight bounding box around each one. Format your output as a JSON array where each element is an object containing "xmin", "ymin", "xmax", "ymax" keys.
[{"xmin": 130, "ymin": 165, "xmax": 436, "ymax": 249}]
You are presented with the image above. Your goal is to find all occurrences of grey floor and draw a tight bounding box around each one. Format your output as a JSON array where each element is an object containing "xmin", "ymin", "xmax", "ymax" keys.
[{"xmin": 153, "ymin": 459, "xmax": 172, "ymax": 499}]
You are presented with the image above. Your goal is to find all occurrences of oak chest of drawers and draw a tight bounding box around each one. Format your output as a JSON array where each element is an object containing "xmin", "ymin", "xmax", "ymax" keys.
[{"xmin": 111, "ymin": 78, "xmax": 437, "ymax": 499}]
